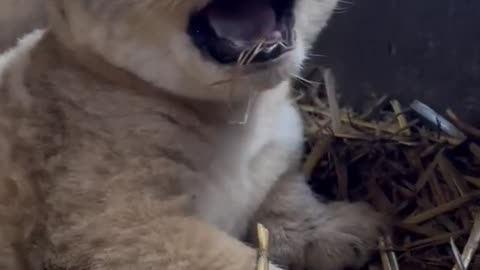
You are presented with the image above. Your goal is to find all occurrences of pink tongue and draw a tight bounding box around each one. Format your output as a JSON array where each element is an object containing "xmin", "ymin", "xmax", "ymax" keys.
[{"xmin": 206, "ymin": 1, "xmax": 277, "ymax": 44}]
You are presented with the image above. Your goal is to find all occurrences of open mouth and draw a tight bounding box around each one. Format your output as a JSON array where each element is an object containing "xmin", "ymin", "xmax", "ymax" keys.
[{"xmin": 187, "ymin": 0, "xmax": 296, "ymax": 65}]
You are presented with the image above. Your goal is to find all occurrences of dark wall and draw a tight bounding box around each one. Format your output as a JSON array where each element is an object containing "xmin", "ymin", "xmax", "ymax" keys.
[{"xmin": 311, "ymin": 0, "xmax": 480, "ymax": 124}]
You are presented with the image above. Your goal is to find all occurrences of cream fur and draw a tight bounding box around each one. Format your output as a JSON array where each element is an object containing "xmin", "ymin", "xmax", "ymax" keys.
[{"xmin": 0, "ymin": 1, "xmax": 386, "ymax": 270}]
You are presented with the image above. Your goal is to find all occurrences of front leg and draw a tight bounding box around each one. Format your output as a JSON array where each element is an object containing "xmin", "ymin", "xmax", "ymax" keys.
[
  {"xmin": 249, "ymin": 173, "xmax": 387, "ymax": 270},
  {"xmin": 46, "ymin": 202, "xmax": 285, "ymax": 270}
]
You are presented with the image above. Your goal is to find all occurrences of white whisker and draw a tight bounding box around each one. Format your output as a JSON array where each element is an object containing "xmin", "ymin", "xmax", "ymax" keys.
[{"xmin": 290, "ymin": 73, "xmax": 322, "ymax": 85}]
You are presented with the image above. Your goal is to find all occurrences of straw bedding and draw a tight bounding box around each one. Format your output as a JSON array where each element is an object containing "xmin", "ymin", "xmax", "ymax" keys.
[{"xmin": 294, "ymin": 66, "xmax": 480, "ymax": 270}]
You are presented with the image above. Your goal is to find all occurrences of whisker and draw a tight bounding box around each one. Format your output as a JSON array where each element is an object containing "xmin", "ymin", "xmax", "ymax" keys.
[
  {"xmin": 338, "ymin": 0, "xmax": 353, "ymax": 5},
  {"xmin": 245, "ymin": 40, "xmax": 266, "ymax": 65},
  {"xmin": 335, "ymin": 0, "xmax": 353, "ymax": 13},
  {"xmin": 306, "ymin": 53, "xmax": 326, "ymax": 58},
  {"xmin": 290, "ymin": 73, "xmax": 322, "ymax": 85},
  {"xmin": 238, "ymin": 50, "xmax": 250, "ymax": 66},
  {"xmin": 278, "ymin": 42, "xmax": 289, "ymax": 49}
]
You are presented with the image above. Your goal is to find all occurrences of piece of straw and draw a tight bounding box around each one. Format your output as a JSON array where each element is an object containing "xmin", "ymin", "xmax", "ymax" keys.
[
  {"xmin": 450, "ymin": 237, "xmax": 466, "ymax": 270},
  {"xmin": 391, "ymin": 100, "xmax": 411, "ymax": 136},
  {"xmin": 323, "ymin": 69, "xmax": 341, "ymax": 134},
  {"xmin": 256, "ymin": 223, "xmax": 270, "ymax": 270},
  {"xmin": 303, "ymin": 135, "xmax": 334, "ymax": 178},
  {"xmin": 379, "ymin": 236, "xmax": 399, "ymax": 270},
  {"xmin": 452, "ymin": 213, "xmax": 480, "ymax": 270},
  {"xmin": 401, "ymin": 191, "xmax": 480, "ymax": 225}
]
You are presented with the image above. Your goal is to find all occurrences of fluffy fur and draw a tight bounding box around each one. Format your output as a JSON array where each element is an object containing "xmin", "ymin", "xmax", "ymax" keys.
[{"xmin": 0, "ymin": 1, "xmax": 385, "ymax": 270}]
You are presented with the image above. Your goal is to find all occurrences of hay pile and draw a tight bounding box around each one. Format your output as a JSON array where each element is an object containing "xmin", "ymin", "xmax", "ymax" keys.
[{"xmin": 294, "ymin": 67, "xmax": 480, "ymax": 270}]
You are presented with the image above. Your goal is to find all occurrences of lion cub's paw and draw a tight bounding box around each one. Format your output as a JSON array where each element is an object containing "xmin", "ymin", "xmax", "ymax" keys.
[{"xmin": 304, "ymin": 202, "xmax": 387, "ymax": 270}]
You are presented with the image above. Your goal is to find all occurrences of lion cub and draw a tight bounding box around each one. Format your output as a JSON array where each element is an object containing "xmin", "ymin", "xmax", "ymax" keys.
[{"xmin": 0, "ymin": 1, "xmax": 385, "ymax": 270}]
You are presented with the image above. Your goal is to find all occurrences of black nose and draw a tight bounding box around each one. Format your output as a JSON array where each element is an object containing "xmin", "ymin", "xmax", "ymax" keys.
[{"xmin": 188, "ymin": 0, "xmax": 296, "ymax": 65}]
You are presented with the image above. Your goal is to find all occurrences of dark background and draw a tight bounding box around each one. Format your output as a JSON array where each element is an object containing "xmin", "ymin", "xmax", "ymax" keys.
[{"xmin": 310, "ymin": 0, "xmax": 480, "ymax": 125}]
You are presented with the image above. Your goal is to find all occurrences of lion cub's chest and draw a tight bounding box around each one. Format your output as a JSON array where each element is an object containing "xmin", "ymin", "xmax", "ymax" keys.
[
  {"xmin": 191, "ymin": 91, "xmax": 304, "ymax": 237},
  {"xmin": 50, "ymin": 87, "xmax": 302, "ymax": 238}
]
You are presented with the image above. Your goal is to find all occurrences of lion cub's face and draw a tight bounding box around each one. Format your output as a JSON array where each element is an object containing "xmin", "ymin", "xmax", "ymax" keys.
[{"xmin": 48, "ymin": 0, "xmax": 338, "ymax": 100}]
